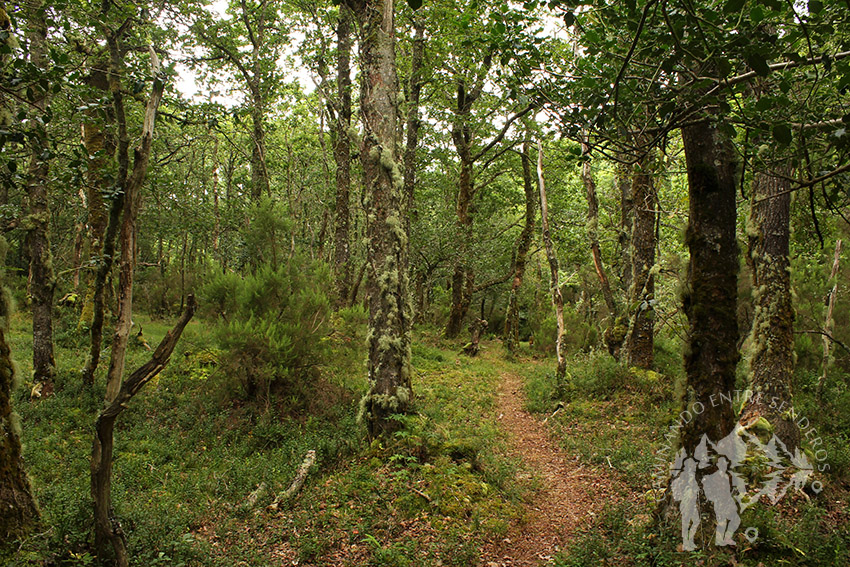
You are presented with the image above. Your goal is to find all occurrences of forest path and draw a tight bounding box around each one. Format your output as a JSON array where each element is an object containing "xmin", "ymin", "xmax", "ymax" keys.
[{"xmin": 480, "ymin": 364, "xmax": 617, "ymax": 566}]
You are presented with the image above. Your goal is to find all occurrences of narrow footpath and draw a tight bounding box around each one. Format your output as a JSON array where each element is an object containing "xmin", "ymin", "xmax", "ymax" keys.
[{"xmin": 481, "ymin": 369, "xmax": 618, "ymax": 566}]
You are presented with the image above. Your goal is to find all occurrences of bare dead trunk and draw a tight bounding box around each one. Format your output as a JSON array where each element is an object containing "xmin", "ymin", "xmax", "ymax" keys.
[
  {"xmin": 333, "ymin": 7, "xmax": 353, "ymax": 308},
  {"xmin": 817, "ymin": 239, "xmax": 842, "ymax": 401},
  {"xmin": 740, "ymin": 164, "xmax": 799, "ymax": 450},
  {"xmin": 625, "ymin": 147, "xmax": 658, "ymax": 369},
  {"xmin": 0, "ymin": 291, "xmax": 39, "ymax": 540},
  {"xmin": 24, "ymin": 3, "xmax": 55, "ymax": 390},
  {"xmin": 504, "ymin": 140, "xmax": 536, "ymax": 352},
  {"xmin": 538, "ymin": 140, "xmax": 567, "ymax": 390},
  {"xmin": 101, "ymin": 36, "xmax": 164, "ymax": 401},
  {"xmin": 92, "ymin": 296, "xmax": 196, "ymax": 566},
  {"xmin": 345, "ymin": 0, "xmax": 412, "ymax": 438}
]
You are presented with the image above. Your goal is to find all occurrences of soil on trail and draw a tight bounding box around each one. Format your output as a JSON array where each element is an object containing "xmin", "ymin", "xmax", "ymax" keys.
[{"xmin": 481, "ymin": 369, "xmax": 619, "ymax": 566}]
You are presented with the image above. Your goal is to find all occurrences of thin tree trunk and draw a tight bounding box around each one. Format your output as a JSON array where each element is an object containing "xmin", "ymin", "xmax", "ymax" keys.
[
  {"xmin": 818, "ymin": 239, "xmax": 842, "ymax": 401},
  {"xmin": 0, "ymin": 291, "xmax": 39, "ymax": 540},
  {"xmin": 580, "ymin": 141, "xmax": 617, "ymax": 318},
  {"xmin": 581, "ymin": 139, "xmax": 624, "ymax": 359},
  {"xmin": 538, "ymin": 140, "xmax": 566, "ymax": 390},
  {"xmin": 24, "ymin": 1, "xmax": 55, "ymax": 390},
  {"xmin": 625, "ymin": 147, "xmax": 658, "ymax": 369},
  {"xmin": 78, "ymin": 64, "xmax": 112, "ymax": 330},
  {"xmin": 345, "ymin": 0, "xmax": 412, "ymax": 438},
  {"xmin": 446, "ymin": 121, "xmax": 476, "ymax": 339},
  {"xmin": 102, "ymin": 40, "xmax": 165, "ymax": 401},
  {"xmin": 92, "ymin": 296, "xmax": 196, "ymax": 567},
  {"xmin": 333, "ymin": 6, "xmax": 353, "ymax": 308},
  {"xmin": 740, "ymin": 164, "xmax": 799, "ymax": 450},
  {"xmin": 678, "ymin": 117, "xmax": 740, "ymax": 456},
  {"xmin": 617, "ymin": 159, "xmax": 634, "ymax": 293},
  {"xmin": 504, "ymin": 140, "xmax": 536, "ymax": 352},
  {"xmin": 403, "ymin": 15, "xmax": 425, "ymax": 234}
]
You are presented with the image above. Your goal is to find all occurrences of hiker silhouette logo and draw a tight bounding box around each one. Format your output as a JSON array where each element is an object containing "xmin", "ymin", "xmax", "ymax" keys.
[{"xmin": 669, "ymin": 424, "xmax": 819, "ymax": 550}]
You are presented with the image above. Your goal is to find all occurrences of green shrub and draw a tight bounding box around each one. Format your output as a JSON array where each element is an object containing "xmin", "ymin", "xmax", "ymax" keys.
[{"xmin": 203, "ymin": 258, "xmax": 332, "ymax": 406}]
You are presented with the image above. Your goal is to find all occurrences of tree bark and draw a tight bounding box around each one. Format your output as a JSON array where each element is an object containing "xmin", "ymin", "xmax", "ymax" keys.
[
  {"xmin": 678, "ymin": 117, "xmax": 740, "ymax": 456},
  {"xmin": 504, "ymin": 140, "xmax": 536, "ymax": 352},
  {"xmin": 345, "ymin": 0, "xmax": 412, "ymax": 438},
  {"xmin": 24, "ymin": 1, "xmax": 55, "ymax": 390},
  {"xmin": 0, "ymin": 290, "xmax": 39, "ymax": 541},
  {"xmin": 625, "ymin": 147, "xmax": 658, "ymax": 369},
  {"xmin": 333, "ymin": 6, "xmax": 353, "ymax": 308},
  {"xmin": 92, "ymin": 296, "xmax": 197, "ymax": 566},
  {"xmin": 538, "ymin": 140, "xmax": 567, "ymax": 390},
  {"xmin": 739, "ymin": 164, "xmax": 799, "ymax": 449}
]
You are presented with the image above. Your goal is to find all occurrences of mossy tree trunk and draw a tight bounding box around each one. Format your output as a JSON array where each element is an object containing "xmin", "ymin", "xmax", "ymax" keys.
[
  {"xmin": 679, "ymin": 117, "xmax": 740, "ymax": 455},
  {"xmin": 740, "ymin": 164, "xmax": 799, "ymax": 449},
  {"xmin": 333, "ymin": 6, "xmax": 353, "ymax": 308},
  {"xmin": 625, "ymin": 146, "xmax": 658, "ymax": 369},
  {"xmin": 24, "ymin": 0, "xmax": 55, "ymax": 391},
  {"xmin": 0, "ymin": 290, "xmax": 39, "ymax": 541},
  {"xmin": 504, "ymin": 140, "xmax": 536, "ymax": 353},
  {"xmin": 345, "ymin": 0, "xmax": 412, "ymax": 438},
  {"xmin": 538, "ymin": 140, "xmax": 567, "ymax": 389}
]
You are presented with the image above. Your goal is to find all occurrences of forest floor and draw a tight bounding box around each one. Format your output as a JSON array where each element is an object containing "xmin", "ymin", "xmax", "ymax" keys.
[
  {"xmin": 6, "ymin": 315, "xmax": 850, "ymax": 567},
  {"xmin": 480, "ymin": 365, "xmax": 621, "ymax": 565}
]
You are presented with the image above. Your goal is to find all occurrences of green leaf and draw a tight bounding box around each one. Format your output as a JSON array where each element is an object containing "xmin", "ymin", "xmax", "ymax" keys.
[
  {"xmin": 7, "ymin": 160, "xmax": 16, "ymax": 173},
  {"xmin": 808, "ymin": 0, "xmax": 823, "ymax": 13},
  {"xmin": 745, "ymin": 53, "xmax": 770, "ymax": 76},
  {"xmin": 772, "ymin": 124, "xmax": 792, "ymax": 145},
  {"xmin": 723, "ymin": 0, "xmax": 745, "ymax": 14},
  {"xmin": 407, "ymin": 0, "xmax": 422, "ymax": 10}
]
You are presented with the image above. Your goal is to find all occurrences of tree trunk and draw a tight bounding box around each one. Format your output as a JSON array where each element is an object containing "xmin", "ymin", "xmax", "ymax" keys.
[
  {"xmin": 678, "ymin": 117, "xmax": 740, "ymax": 456},
  {"xmin": 538, "ymin": 140, "xmax": 567, "ymax": 390},
  {"xmin": 0, "ymin": 290, "xmax": 39, "ymax": 540},
  {"xmin": 333, "ymin": 6, "xmax": 353, "ymax": 308},
  {"xmin": 92, "ymin": 296, "xmax": 196, "ymax": 566},
  {"xmin": 817, "ymin": 239, "xmax": 842, "ymax": 401},
  {"xmin": 504, "ymin": 140, "xmax": 536, "ymax": 352},
  {"xmin": 24, "ymin": 1, "xmax": 55, "ymax": 390},
  {"xmin": 345, "ymin": 0, "xmax": 412, "ymax": 438},
  {"xmin": 625, "ymin": 147, "xmax": 658, "ymax": 369},
  {"xmin": 739, "ymin": 164, "xmax": 799, "ymax": 450}
]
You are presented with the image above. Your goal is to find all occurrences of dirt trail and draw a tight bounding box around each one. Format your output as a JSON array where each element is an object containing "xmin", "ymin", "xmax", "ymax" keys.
[{"xmin": 480, "ymin": 369, "xmax": 617, "ymax": 566}]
